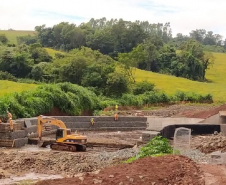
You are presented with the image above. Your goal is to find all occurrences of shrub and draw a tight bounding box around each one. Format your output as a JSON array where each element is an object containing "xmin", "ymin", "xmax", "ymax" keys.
[
  {"xmin": 0, "ymin": 71, "xmax": 17, "ymax": 81},
  {"xmin": 125, "ymin": 136, "xmax": 173, "ymax": 163},
  {"xmin": 133, "ymin": 81, "xmax": 155, "ymax": 95},
  {"xmin": 0, "ymin": 82, "xmax": 100, "ymax": 118}
]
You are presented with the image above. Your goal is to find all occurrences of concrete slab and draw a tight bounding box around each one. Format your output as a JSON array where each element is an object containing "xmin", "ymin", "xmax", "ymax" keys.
[
  {"xmin": 146, "ymin": 117, "xmax": 204, "ymax": 131},
  {"xmin": 24, "ymin": 119, "xmax": 32, "ymax": 127}
]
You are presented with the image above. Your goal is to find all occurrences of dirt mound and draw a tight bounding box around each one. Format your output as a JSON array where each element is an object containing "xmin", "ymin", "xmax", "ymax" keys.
[
  {"xmin": 36, "ymin": 155, "xmax": 204, "ymax": 185},
  {"xmin": 185, "ymin": 104, "xmax": 226, "ymax": 119},
  {"xmin": 191, "ymin": 133, "xmax": 226, "ymax": 154}
]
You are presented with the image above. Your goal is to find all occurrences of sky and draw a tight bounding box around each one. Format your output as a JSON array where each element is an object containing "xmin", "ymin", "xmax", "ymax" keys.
[{"xmin": 0, "ymin": 0, "xmax": 225, "ymax": 37}]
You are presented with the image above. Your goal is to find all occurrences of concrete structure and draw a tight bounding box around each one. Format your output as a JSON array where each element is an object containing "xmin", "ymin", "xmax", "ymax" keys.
[{"xmin": 146, "ymin": 117, "xmax": 204, "ymax": 131}]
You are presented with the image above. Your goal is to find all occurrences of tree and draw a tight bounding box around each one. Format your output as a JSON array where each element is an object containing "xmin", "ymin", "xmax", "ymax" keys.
[
  {"xmin": 0, "ymin": 34, "xmax": 8, "ymax": 44},
  {"xmin": 60, "ymin": 57, "xmax": 88, "ymax": 84},
  {"xmin": 30, "ymin": 62, "xmax": 49, "ymax": 81},
  {"xmin": 0, "ymin": 49, "xmax": 33, "ymax": 78},
  {"xmin": 118, "ymin": 44, "xmax": 146, "ymax": 82},
  {"xmin": 105, "ymin": 72, "xmax": 129, "ymax": 97},
  {"xmin": 29, "ymin": 43, "xmax": 52, "ymax": 63}
]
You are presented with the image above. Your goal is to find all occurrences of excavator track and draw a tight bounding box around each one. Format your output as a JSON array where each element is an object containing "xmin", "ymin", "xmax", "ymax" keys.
[{"xmin": 50, "ymin": 143, "xmax": 86, "ymax": 152}]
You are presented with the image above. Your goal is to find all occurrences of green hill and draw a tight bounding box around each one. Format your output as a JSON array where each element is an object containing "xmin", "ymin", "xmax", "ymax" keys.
[
  {"xmin": 134, "ymin": 52, "xmax": 226, "ymax": 102},
  {"xmin": 0, "ymin": 80, "xmax": 37, "ymax": 97},
  {"xmin": 0, "ymin": 30, "xmax": 36, "ymax": 44}
]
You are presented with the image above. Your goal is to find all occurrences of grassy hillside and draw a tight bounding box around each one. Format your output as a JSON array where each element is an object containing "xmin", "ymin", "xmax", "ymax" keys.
[
  {"xmin": 0, "ymin": 80, "xmax": 37, "ymax": 97},
  {"xmin": 0, "ymin": 30, "xmax": 36, "ymax": 44},
  {"xmin": 134, "ymin": 52, "xmax": 226, "ymax": 102}
]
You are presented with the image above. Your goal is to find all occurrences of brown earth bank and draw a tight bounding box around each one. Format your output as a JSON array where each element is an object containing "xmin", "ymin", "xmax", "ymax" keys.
[
  {"xmin": 35, "ymin": 155, "xmax": 204, "ymax": 185},
  {"xmin": 109, "ymin": 104, "xmax": 221, "ymax": 117}
]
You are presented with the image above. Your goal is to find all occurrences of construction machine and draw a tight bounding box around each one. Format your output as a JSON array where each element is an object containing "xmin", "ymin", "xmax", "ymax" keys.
[{"xmin": 37, "ymin": 115, "xmax": 87, "ymax": 152}]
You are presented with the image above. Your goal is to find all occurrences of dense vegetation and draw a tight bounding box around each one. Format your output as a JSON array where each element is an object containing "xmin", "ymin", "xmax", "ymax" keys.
[
  {"xmin": 0, "ymin": 17, "xmax": 221, "ymax": 118},
  {"xmin": 1, "ymin": 18, "xmax": 221, "ymax": 82},
  {"xmin": 0, "ymin": 81, "xmax": 212, "ymax": 119}
]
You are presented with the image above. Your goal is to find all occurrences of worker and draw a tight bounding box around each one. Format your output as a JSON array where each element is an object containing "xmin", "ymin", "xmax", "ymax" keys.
[
  {"xmin": 7, "ymin": 111, "xmax": 13, "ymax": 131},
  {"xmin": 0, "ymin": 118, "xmax": 2, "ymax": 123},
  {"xmin": 90, "ymin": 118, "xmax": 95, "ymax": 126},
  {"xmin": 114, "ymin": 105, "xmax": 118, "ymax": 121},
  {"xmin": 114, "ymin": 112, "xmax": 118, "ymax": 121},
  {"xmin": 7, "ymin": 111, "xmax": 12, "ymax": 119}
]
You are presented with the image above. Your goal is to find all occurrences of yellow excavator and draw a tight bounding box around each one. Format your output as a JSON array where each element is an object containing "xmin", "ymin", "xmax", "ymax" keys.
[{"xmin": 37, "ymin": 115, "xmax": 87, "ymax": 152}]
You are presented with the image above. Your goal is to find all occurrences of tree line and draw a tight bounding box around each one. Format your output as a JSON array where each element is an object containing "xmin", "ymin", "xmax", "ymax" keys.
[{"xmin": 0, "ymin": 17, "xmax": 221, "ymax": 85}]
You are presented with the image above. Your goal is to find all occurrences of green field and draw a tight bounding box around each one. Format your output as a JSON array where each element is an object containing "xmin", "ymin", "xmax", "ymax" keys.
[
  {"xmin": 0, "ymin": 80, "xmax": 37, "ymax": 97},
  {"xmin": 134, "ymin": 52, "xmax": 226, "ymax": 102},
  {"xmin": 0, "ymin": 30, "xmax": 36, "ymax": 44}
]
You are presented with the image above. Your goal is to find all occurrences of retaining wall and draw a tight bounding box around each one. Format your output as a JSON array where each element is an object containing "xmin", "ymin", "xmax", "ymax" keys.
[{"xmin": 22, "ymin": 116, "xmax": 148, "ymax": 131}]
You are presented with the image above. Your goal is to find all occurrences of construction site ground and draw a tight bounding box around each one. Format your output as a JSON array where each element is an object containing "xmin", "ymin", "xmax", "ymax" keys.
[
  {"xmin": 0, "ymin": 130, "xmax": 225, "ymax": 184},
  {"xmin": 1, "ymin": 103, "xmax": 226, "ymax": 184}
]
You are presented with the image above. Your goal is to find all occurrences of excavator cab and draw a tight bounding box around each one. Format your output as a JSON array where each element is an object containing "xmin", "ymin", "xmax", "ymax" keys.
[{"xmin": 56, "ymin": 128, "xmax": 71, "ymax": 140}]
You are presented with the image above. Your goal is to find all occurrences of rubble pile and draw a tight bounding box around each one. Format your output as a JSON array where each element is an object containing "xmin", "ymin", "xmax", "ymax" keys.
[
  {"xmin": 0, "ymin": 148, "xmax": 138, "ymax": 178},
  {"xmin": 191, "ymin": 133, "xmax": 226, "ymax": 154}
]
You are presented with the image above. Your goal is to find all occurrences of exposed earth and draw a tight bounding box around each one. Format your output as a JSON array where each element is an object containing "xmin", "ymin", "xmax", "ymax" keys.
[
  {"xmin": 109, "ymin": 103, "xmax": 225, "ymax": 119},
  {"xmin": 36, "ymin": 155, "xmax": 205, "ymax": 185},
  {"xmin": 1, "ymin": 104, "xmax": 226, "ymax": 184}
]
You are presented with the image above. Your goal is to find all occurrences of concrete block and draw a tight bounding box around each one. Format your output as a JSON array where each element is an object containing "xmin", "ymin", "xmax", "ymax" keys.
[
  {"xmin": 0, "ymin": 130, "xmax": 26, "ymax": 139},
  {"xmin": 221, "ymin": 124, "xmax": 226, "ymax": 136},
  {"xmin": 13, "ymin": 138, "xmax": 28, "ymax": 148},
  {"xmin": 24, "ymin": 126, "xmax": 37, "ymax": 134},
  {"xmin": 142, "ymin": 131, "xmax": 160, "ymax": 142},
  {"xmin": 10, "ymin": 130, "xmax": 27, "ymax": 139}
]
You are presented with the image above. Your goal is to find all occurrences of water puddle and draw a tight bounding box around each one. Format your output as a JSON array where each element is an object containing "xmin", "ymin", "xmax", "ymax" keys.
[{"xmin": 0, "ymin": 173, "xmax": 63, "ymax": 185}]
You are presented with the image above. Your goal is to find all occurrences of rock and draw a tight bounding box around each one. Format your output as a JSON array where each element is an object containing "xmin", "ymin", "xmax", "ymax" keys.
[
  {"xmin": 109, "ymin": 175, "xmax": 114, "ymax": 178},
  {"xmin": 119, "ymin": 182, "xmax": 123, "ymax": 185},
  {"xmin": 93, "ymin": 179, "xmax": 103, "ymax": 184},
  {"xmin": 79, "ymin": 177, "xmax": 84, "ymax": 181},
  {"xmin": 129, "ymin": 178, "xmax": 134, "ymax": 182},
  {"xmin": 139, "ymin": 175, "xmax": 144, "ymax": 179}
]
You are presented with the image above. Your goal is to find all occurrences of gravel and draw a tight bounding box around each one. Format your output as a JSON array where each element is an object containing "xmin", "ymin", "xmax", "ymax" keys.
[{"xmin": 179, "ymin": 149, "xmax": 212, "ymax": 163}]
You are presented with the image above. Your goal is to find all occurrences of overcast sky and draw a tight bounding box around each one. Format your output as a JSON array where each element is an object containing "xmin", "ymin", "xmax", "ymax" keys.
[{"xmin": 0, "ymin": 0, "xmax": 225, "ymax": 37}]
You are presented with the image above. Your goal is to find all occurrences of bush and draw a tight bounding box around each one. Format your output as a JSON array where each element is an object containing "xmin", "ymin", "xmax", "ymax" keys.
[
  {"xmin": 0, "ymin": 71, "xmax": 17, "ymax": 81},
  {"xmin": 120, "ymin": 94, "xmax": 144, "ymax": 106},
  {"xmin": 125, "ymin": 136, "xmax": 173, "ymax": 163},
  {"xmin": 133, "ymin": 81, "xmax": 155, "ymax": 95},
  {"xmin": 0, "ymin": 82, "xmax": 100, "ymax": 118}
]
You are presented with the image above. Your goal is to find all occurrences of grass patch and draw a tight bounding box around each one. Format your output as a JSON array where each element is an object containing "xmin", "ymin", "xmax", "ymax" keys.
[
  {"xmin": 0, "ymin": 30, "xmax": 36, "ymax": 44},
  {"xmin": 0, "ymin": 80, "xmax": 37, "ymax": 97},
  {"xmin": 134, "ymin": 52, "xmax": 226, "ymax": 102},
  {"xmin": 45, "ymin": 48, "xmax": 65, "ymax": 57}
]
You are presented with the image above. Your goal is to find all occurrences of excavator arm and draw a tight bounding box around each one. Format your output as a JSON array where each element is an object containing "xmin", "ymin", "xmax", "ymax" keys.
[{"xmin": 37, "ymin": 115, "xmax": 67, "ymax": 140}]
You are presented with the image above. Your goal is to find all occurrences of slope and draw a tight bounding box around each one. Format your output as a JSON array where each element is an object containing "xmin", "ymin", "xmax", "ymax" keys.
[
  {"xmin": 0, "ymin": 30, "xmax": 36, "ymax": 44},
  {"xmin": 134, "ymin": 52, "xmax": 226, "ymax": 102},
  {"xmin": 0, "ymin": 80, "xmax": 37, "ymax": 97}
]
